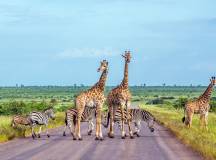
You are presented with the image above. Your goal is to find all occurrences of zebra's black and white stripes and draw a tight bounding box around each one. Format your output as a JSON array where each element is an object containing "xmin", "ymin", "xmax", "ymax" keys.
[
  {"xmin": 29, "ymin": 108, "xmax": 55, "ymax": 139},
  {"xmin": 63, "ymin": 107, "xmax": 96, "ymax": 139},
  {"xmin": 103, "ymin": 108, "xmax": 155, "ymax": 137}
]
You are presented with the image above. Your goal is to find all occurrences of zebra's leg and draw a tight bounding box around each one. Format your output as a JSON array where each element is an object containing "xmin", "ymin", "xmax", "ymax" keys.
[
  {"xmin": 88, "ymin": 120, "xmax": 94, "ymax": 135},
  {"xmin": 108, "ymin": 106, "xmax": 115, "ymax": 138},
  {"xmin": 134, "ymin": 121, "xmax": 141, "ymax": 137},
  {"xmin": 38, "ymin": 126, "xmax": 42, "ymax": 138},
  {"xmin": 126, "ymin": 102, "xmax": 134, "ymax": 139},
  {"xmin": 63, "ymin": 117, "xmax": 68, "ymax": 136},
  {"xmin": 63, "ymin": 124, "xmax": 67, "ymax": 136},
  {"xmin": 45, "ymin": 124, "xmax": 50, "ymax": 138},
  {"xmin": 31, "ymin": 125, "xmax": 36, "ymax": 139},
  {"xmin": 120, "ymin": 105, "xmax": 126, "ymax": 139}
]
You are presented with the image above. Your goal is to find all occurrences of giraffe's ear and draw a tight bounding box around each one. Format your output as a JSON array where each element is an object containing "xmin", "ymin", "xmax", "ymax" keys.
[{"xmin": 121, "ymin": 54, "xmax": 125, "ymax": 58}]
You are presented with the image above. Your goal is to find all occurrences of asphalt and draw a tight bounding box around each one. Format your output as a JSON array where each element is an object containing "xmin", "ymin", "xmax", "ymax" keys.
[{"xmin": 0, "ymin": 122, "xmax": 203, "ymax": 160}]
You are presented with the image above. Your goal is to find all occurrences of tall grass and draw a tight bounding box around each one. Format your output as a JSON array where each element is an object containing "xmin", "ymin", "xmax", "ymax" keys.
[
  {"xmin": 142, "ymin": 105, "xmax": 216, "ymax": 160},
  {"xmin": 0, "ymin": 112, "xmax": 65, "ymax": 142}
]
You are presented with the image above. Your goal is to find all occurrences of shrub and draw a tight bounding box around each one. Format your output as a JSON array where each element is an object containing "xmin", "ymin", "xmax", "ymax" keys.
[
  {"xmin": 146, "ymin": 98, "xmax": 164, "ymax": 105},
  {"xmin": 173, "ymin": 97, "xmax": 188, "ymax": 109}
]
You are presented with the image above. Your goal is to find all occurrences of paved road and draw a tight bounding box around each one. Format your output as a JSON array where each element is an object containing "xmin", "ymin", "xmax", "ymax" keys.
[{"xmin": 0, "ymin": 123, "xmax": 203, "ymax": 160}]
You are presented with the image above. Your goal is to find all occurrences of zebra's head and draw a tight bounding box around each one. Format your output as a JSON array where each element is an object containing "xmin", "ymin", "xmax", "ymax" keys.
[{"xmin": 45, "ymin": 108, "xmax": 55, "ymax": 120}]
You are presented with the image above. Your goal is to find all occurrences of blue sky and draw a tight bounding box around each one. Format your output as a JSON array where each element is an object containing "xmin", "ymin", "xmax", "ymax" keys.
[{"xmin": 0, "ymin": 0, "xmax": 216, "ymax": 86}]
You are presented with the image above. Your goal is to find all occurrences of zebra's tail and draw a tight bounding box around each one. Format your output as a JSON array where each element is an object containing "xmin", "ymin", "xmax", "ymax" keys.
[{"xmin": 103, "ymin": 112, "xmax": 110, "ymax": 128}]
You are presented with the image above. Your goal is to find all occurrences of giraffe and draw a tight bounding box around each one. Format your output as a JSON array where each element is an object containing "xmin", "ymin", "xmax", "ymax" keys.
[
  {"xmin": 74, "ymin": 60, "xmax": 108, "ymax": 140},
  {"xmin": 107, "ymin": 51, "xmax": 134, "ymax": 139},
  {"xmin": 182, "ymin": 76, "xmax": 216, "ymax": 129}
]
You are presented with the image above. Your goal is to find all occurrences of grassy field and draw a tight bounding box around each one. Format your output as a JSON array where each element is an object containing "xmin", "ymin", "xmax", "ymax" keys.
[
  {"xmin": 0, "ymin": 86, "xmax": 216, "ymax": 159},
  {"xmin": 142, "ymin": 105, "xmax": 216, "ymax": 160}
]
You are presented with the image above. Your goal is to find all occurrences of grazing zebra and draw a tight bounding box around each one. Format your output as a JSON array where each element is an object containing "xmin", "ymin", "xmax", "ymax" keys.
[
  {"xmin": 29, "ymin": 108, "xmax": 55, "ymax": 139},
  {"xmin": 11, "ymin": 115, "xmax": 31, "ymax": 137},
  {"xmin": 103, "ymin": 108, "xmax": 156, "ymax": 137},
  {"xmin": 63, "ymin": 107, "xmax": 96, "ymax": 139},
  {"xmin": 11, "ymin": 115, "xmax": 31, "ymax": 128}
]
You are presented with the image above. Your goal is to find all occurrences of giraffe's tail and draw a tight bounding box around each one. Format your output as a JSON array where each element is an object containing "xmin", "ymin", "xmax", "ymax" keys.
[
  {"xmin": 102, "ymin": 112, "xmax": 110, "ymax": 128},
  {"xmin": 182, "ymin": 117, "xmax": 185, "ymax": 123}
]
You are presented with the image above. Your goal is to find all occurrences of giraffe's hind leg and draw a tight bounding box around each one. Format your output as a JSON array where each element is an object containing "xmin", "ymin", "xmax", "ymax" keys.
[
  {"xmin": 75, "ymin": 105, "xmax": 85, "ymax": 140},
  {"xmin": 95, "ymin": 104, "xmax": 103, "ymax": 141}
]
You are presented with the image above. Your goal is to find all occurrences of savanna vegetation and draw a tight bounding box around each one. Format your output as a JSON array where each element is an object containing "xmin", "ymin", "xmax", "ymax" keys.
[{"xmin": 0, "ymin": 85, "xmax": 216, "ymax": 159}]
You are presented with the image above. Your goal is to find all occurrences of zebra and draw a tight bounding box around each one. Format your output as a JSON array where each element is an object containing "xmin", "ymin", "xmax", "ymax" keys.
[
  {"xmin": 11, "ymin": 115, "xmax": 31, "ymax": 128},
  {"xmin": 28, "ymin": 108, "xmax": 55, "ymax": 139},
  {"xmin": 11, "ymin": 115, "xmax": 32, "ymax": 137},
  {"xmin": 103, "ymin": 108, "xmax": 156, "ymax": 137},
  {"xmin": 63, "ymin": 107, "xmax": 96, "ymax": 139}
]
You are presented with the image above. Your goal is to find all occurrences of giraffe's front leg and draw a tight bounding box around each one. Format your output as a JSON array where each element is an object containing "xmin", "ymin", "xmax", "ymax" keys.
[
  {"xmin": 120, "ymin": 106, "xmax": 126, "ymax": 139},
  {"xmin": 76, "ymin": 114, "xmax": 82, "ymax": 140},
  {"xmin": 95, "ymin": 105, "xmax": 103, "ymax": 140},
  {"xmin": 204, "ymin": 112, "xmax": 208, "ymax": 131}
]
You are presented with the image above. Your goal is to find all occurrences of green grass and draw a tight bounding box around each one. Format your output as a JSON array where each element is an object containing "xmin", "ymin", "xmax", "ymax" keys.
[
  {"xmin": 142, "ymin": 105, "xmax": 216, "ymax": 160},
  {"xmin": 0, "ymin": 112, "xmax": 65, "ymax": 142}
]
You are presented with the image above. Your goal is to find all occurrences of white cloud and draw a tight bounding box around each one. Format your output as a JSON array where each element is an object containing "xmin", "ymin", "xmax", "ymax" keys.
[{"xmin": 56, "ymin": 48, "xmax": 120, "ymax": 59}]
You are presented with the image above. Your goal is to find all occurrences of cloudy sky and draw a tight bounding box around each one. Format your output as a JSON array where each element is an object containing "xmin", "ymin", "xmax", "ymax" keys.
[{"xmin": 0, "ymin": 0, "xmax": 216, "ymax": 86}]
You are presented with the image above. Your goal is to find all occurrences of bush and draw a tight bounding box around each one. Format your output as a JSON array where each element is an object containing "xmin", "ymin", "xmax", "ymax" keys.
[
  {"xmin": 173, "ymin": 97, "xmax": 188, "ymax": 109},
  {"xmin": 146, "ymin": 98, "xmax": 164, "ymax": 105},
  {"xmin": 0, "ymin": 100, "xmax": 54, "ymax": 115},
  {"xmin": 210, "ymin": 100, "xmax": 216, "ymax": 112}
]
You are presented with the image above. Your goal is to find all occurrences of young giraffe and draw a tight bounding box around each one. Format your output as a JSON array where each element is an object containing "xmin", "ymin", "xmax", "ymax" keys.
[
  {"xmin": 182, "ymin": 76, "xmax": 216, "ymax": 129},
  {"xmin": 107, "ymin": 51, "xmax": 134, "ymax": 139},
  {"xmin": 74, "ymin": 60, "xmax": 108, "ymax": 140}
]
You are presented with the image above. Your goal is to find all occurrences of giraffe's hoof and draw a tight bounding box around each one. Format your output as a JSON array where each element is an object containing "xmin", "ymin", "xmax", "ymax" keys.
[
  {"xmin": 108, "ymin": 133, "xmax": 114, "ymax": 138},
  {"xmin": 73, "ymin": 137, "xmax": 77, "ymax": 140},
  {"xmin": 32, "ymin": 135, "xmax": 35, "ymax": 139},
  {"xmin": 136, "ymin": 134, "xmax": 140, "ymax": 137},
  {"xmin": 95, "ymin": 137, "xmax": 100, "ymax": 141},
  {"xmin": 47, "ymin": 134, "xmax": 50, "ymax": 138},
  {"xmin": 130, "ymin": 136, "xmax": 134, "ymax": 139},
  {"xmin": 100, "ymin": 137, "xmax": 104, "ymax": 141},
  {"xmin": 63, "ymin": 132, "xmax": 66, "ymax": 136},
  {"xmin": 38, "ymin": 134, "xmax": 41, "ymax": 138},
  {"xmin": 78, "ymin": 138, "xmax": 83, "ymax": 141},
  {"xmin": 150, "ymin": 128, "xmax": 155, "ymax": 132},
  {"xmin": 121, "ymin": 136, "xmax": 126, "ymax": 139}
]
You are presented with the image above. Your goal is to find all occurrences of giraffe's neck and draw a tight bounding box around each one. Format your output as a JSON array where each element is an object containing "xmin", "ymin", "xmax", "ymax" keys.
[
  {"xmin": 121, "ymin": 61, "xmax": 129, "ymax": 88},
  {"xmin": 198, "ymin": 83, "xmax": 214, "ymax": 103},
  {"xmin": 94, "ymin": 69, "xmax": 108, "ymax": 92}
]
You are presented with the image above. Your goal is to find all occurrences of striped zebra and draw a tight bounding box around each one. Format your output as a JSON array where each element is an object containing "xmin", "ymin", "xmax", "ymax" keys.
[
  {"xmin": 63, "ymin": 107, "xmax": 96, "ymax": 139},
  {"xmin": 103, "ymin": 108, "xmax": 156, "ymax": 137},
  {"xmin": 29, "ymin": 108, "xmax": 55, "ymax": 139}
]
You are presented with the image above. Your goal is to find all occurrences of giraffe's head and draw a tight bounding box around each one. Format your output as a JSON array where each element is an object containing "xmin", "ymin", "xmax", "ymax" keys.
[
  {"xmin": 97, "ymin": 60, "xmax": 108, "ymax": 72},
  {"xmin": 122, "ymin": 51, "xmax": 131, "ymax": 63},
  {"xmin": 210, "ymin": 76, "xmax": 216, "ymax": 85}
]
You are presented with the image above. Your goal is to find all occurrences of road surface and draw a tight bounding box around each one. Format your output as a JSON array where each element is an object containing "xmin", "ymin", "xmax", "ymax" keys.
[{"xmin": 0, "ymin": 123, "xmax": 203, "ymax": 160}]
